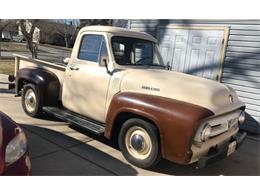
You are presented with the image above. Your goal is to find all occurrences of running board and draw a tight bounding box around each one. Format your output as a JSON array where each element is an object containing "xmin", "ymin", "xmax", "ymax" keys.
[{"xmin": 43, "ymin": 107, "xmax": 105, "ymax": 135}]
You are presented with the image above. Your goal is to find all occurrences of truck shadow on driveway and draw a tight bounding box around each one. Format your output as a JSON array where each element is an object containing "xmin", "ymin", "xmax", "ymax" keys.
[
  {"xmin": 20, "ymin": 124, "xmax": 138, "ymax": 176},
  {"xmin": 66, "ymin": 123, "xmax": 260, "ymax": 176},
  {"xmin": 20, "ymin": 120, "xmax": 260, "ymax": 176},
  {"xmin": 151, "ymin": 137, "xmax": 260, "ymax": 176}
]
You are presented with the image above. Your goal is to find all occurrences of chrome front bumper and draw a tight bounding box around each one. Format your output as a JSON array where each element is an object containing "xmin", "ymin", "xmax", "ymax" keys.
[{"xmin": 195, "ymin": 131, "xmax": 247, "ymax": 169}]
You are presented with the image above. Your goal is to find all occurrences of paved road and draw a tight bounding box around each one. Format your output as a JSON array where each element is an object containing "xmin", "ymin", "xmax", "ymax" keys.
[
  {"xmin": 0, "ymin": 74, "xmax": 259, "ymax": 175},
  {"xmin": 1, "ymin": 43, "xmax": 71, "ymax": 64}
]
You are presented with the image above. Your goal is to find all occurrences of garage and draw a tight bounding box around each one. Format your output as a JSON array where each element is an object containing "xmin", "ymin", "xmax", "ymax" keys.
[
  {"xmin": 158, "ymin": 27, "xmax": 228, "ymax": 80},
  {"xmin": 128, "ymin": 20, "xmax": 260, "ymax": 134}
]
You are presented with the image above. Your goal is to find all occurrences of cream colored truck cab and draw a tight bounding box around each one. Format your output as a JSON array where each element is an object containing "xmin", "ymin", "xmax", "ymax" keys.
[{"xmin": 15, "ymin": 26, "xmax": 247, "ymax": 168}]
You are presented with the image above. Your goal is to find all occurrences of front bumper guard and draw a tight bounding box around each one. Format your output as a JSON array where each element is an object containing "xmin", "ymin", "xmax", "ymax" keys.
[{"xmin": 196, "ymin": 132, "xmax": 247, "ymax": 169}]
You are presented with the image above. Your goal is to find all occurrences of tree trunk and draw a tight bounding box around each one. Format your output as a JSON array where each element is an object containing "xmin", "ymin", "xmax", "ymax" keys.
[
  {"xmin": 0, "ymin": 29, "xmax": 3, "ymax": 42},
  {"xmin": 0, "ymin": 29, "xmax": 2, "ymax": 57},
  {"xmin": 65, "ymin": 38, "xmax": 69, "ymax": 48},
  {"xmin": 32, "ymin": 43, "xmax": 38, "ymax": 58},
  {"xmin": 18, "ymin": 20, "xmax": 38, "ymax": 59},
  {"xmin": 26, "ymin": 37, "xmax": 37, "ymax": 58},
  {"xmin": 64, "ymin": 33, "xmax": 70, "ymax": 48},
  {"xmin": 30, "ymin": 42, "xmax": 38, "ymax": 59}
]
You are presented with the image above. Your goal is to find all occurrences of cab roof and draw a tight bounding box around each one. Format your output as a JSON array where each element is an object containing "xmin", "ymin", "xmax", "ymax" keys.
[{"xmin": 79, "ymin": 25, "xmax": 157, "ymax": 43}]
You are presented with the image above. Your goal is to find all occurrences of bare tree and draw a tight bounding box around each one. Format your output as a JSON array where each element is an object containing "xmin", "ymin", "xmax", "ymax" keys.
[
  {"xmin": 78, "ymin": 19, "xmax": 112, "ymax": 28},
  {"xmin": 36, "ymin": 19, "xmax": 56, "ymax": 44},
  {"xmin": 0, "ymin": 20, "xmax": 12, "ymax": 41},
  {"xmin": 53, "ymin": 20, "xmax": 76, "ymax": 48},
  {"xmin": 69, "ymin": 19, "xmax": 111, "ymax": 46},
  {"xmin": 0, "ymin": 19, "xmax": 13, "ymax": 57},
  {"xmin": 18, "ymin": 19, "xmax": 39, "ymax": 58},
  {"xmin": 5, "ymin": 20, "xmax": 19, "ymax": 40}
]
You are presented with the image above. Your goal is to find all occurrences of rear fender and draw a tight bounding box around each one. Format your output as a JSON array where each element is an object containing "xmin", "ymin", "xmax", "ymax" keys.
[{"xmin": 16, "ymin": 68, "xmax": 60, "ymax": 106}]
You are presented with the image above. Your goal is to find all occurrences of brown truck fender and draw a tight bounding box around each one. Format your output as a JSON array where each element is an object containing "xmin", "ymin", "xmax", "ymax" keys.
[
  {"xmin": 105, "ymin": 92, "xmax": 214, "ymax": 164},
  {"xmin": 16, "ymin": 68, "xmax": 60, "ymax": 107}
]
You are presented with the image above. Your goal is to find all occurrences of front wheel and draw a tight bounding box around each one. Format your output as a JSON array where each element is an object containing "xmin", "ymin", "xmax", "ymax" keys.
[
  {"xmin": 22, "ymin": 84, "xmax": 42, "ymax": 117},
  {"xmin": 118, "ymin": 118, "xmax": 161, "ymax": 168}
]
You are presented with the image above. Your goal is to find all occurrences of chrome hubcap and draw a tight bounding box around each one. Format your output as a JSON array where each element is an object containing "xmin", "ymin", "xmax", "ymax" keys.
[
  {"xmin": 131, "ymin": 134, "xmax": 145, "ymax": 151},
  {"xmin": 125, "ymin": 126, "xmax": 152, "ymax": 160},
  {"xmin": 24, "ymin": 89, "xmax": 36, "ymax": 113}
]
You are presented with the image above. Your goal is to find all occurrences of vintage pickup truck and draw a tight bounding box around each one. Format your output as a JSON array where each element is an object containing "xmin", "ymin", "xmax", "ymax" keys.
[{"xmin": 14, "ymin": 26, "xmax": 247, "ymax": 168}]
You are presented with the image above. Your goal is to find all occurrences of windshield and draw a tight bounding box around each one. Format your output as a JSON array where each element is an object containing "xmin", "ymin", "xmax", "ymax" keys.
[{"xmin": 111, "ymin": 36, "xmax": 164, "ymax": 67}]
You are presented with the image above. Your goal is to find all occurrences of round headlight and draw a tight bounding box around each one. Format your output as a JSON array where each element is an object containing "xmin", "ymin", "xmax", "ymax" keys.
[
  {"xmin": 238, "ymin": 111, "xmax": 246, "ymax": 125},
  {"xmin": 200, "ymin": 123, "xmax": 212, "ymax": 142}
]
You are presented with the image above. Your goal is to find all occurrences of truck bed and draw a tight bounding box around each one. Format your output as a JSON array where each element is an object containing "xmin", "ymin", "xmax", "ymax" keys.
[{"xmin": 14, "ymin": 54, "xmax": 66, "ymax": 100}]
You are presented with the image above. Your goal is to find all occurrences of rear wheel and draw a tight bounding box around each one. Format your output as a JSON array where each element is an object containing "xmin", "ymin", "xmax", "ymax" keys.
[
  {"xmin": 118, "ymin": 118, "xmax": 161, "ymax": 168},
  {"xmin": 22, "ymin": 84, "xmax": 42, "ymax": 117}
]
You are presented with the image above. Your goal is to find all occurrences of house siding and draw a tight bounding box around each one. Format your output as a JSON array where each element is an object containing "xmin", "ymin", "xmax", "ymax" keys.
[{"xmin": 129, "ymin": 19, "xmax": 260, "ymax": 134}]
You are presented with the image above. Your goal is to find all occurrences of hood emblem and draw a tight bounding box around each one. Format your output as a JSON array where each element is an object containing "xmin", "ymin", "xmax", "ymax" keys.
[
  {"xmin": 229, "ymin": 95, "xmax": 234, "ymax": 104},
  {"xmin": 142, "ymin": 85, "xmax": 160, "ymax": 92}
]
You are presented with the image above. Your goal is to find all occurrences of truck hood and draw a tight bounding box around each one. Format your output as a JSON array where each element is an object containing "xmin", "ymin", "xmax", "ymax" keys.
[{"xmin": 120, "ymin": 69, "xmax": 244, "ymax": 115}]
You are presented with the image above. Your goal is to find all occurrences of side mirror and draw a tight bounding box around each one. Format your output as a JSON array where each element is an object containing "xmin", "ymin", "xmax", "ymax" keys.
[
  {"xmin": 99, "ymin": 56, "xmax": 112, "ymax": 75},
  {"xmin": 99, "ymin": 56, "xmax": 108, "ymax": 67},
  {"xmin": 63, "ymin": 58, "xmax": 70, "ymax": 64}
]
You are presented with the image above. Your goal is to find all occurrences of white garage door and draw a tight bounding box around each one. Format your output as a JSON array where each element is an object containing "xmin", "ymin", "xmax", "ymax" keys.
[{"xmin": 159, "ymin": 28, "xmax": 226, "ymax": 80}]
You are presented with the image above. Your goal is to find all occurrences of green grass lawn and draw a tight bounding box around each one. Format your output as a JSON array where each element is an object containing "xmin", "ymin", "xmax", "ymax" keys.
[{"xmin": 0, "ymin": 58, "xmax": 15, "ymax": 75}]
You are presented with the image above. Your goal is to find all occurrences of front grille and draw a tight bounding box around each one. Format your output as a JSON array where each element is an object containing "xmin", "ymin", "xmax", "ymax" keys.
[
  {"xmin": 208, "ymin": 110, "xmax": 241, "ymax": 138},
  {"xmin": 194, "ymin": 109, "xmax": 242, "ymax": 143}
]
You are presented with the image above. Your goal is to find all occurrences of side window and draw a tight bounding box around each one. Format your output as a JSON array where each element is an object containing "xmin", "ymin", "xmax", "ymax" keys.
[
  {"xmin": 100, "ymin": 38, "xmax": 108, "ymax": 60},
  {"xmin": 78, "ymin": 35, "xmax": 103, "ymax": 62}
]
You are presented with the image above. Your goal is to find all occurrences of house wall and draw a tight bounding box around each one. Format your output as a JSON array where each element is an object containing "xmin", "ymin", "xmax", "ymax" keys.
[{"xmin": 129, "ymin": 20, "xmax": 260, "ymax": 134}]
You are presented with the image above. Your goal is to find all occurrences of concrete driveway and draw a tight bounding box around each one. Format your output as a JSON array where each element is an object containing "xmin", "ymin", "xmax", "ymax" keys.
[{"xmin": 0, "ymin": 74, "xmax": 259, "ymax": 176}]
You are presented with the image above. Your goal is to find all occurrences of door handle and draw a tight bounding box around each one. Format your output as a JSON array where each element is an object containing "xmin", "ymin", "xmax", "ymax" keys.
[{"xmin": 70, "ymin": 66, "xmax": 79, "ymax": 71}]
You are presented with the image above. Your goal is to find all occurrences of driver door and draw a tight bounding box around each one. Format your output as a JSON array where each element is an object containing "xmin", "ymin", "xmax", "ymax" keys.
[{"xmin": 62, "ymin": 34, "xmax": 111, "ymax": 123}]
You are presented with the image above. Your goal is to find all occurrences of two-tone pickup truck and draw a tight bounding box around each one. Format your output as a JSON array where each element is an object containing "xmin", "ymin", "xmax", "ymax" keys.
[{"xmin": 14, "ymin": 26, "xmax": 247, "ymax": 168}]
